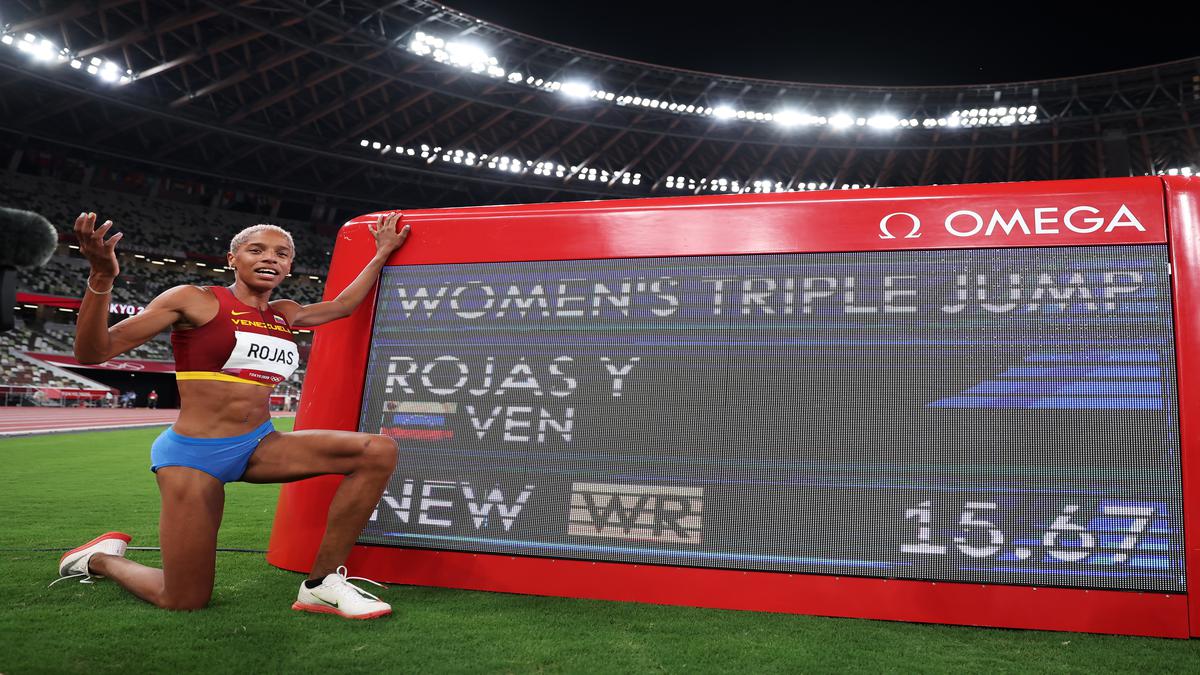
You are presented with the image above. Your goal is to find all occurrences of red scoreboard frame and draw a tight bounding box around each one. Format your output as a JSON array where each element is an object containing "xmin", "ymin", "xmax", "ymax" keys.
[{"xmin": 268, "ymin": 176, "xmax": 1200, "ymax": 638}]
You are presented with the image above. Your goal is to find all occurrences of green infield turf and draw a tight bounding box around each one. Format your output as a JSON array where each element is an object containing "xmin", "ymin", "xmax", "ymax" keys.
[{"xmin": 2, "ymin": 420, "xmax": 1199, "ymax": 674}]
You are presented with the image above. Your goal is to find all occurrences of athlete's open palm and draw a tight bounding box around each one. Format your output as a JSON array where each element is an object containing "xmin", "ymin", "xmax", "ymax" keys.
[
  {"xmin": 74, "ymin": 212, "xmax": 123, "ymax": 277},
  {"xmin": 367, "ymin": 211, "xmax": 409, "ymax": 256}
]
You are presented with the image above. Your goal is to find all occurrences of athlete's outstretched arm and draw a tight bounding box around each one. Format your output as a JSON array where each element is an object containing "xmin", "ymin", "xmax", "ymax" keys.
[
  {"xmin": 274, "ymin": 210, "xmax": 409, "ymax": 328},
  {"xmin": 72, "ymin": 212, "xmax": 199, "ymax": 364}
]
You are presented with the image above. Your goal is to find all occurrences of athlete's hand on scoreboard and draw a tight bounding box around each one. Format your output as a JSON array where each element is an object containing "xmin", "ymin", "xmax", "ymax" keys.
[
  {"xmin": 368, "ymin": 211, "xmax": 410, "ymax": 256},
  {"xmin": 74, "ymin": 211, "xmax": 122, "ymax": 278}
]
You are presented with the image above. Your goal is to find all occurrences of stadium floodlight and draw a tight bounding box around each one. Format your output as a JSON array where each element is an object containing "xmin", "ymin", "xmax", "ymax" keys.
[
  {"xmin": 561, "ymin": 81, "xmax": 591, "ymax": 99},
  {"xmin": 714, "ymin": 106, "xmax": 736, "ymax": 120},
  {"xmin": 867, "ymin": 115, "xmax": 899, "ymax": 130},
  {"xmin": 830, "ymin": 113, "xmax": 854, "ymax": 129},
  {"xmin": 507, "ymin": 72, "xmax": 523, "ymax": 83},
  {"xmin": 0, "ymin": 34, "xmax": 12, "ymax": 46},
  {"xmin": 774, "ymin": 110, "xmax": 806, "ymax": 127},
  {"xmin": 16, "ymin": 34, "xmax": 50, "ymax": 61},
  {"xmin": 33, "ymin": 39, "xmax": 55, "ymax": 60},
  {"xmin": 444, "ymin": 41, "xmax": 493, "ymax": 71},
  {"xmin": 1158, "ymin": 166, "xmax": 1196, "ymax": 176}
]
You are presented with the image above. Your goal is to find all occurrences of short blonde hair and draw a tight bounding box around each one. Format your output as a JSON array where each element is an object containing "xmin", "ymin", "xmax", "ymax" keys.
[{"xmin": 229, "ymin": 224, "xmax": 295, "ymax": 255}]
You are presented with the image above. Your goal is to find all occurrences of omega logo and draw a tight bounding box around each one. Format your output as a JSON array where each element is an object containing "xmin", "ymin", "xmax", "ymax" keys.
[{"xmin": 878, "ymin": 212, "xmax": 922, "ymax": 239}]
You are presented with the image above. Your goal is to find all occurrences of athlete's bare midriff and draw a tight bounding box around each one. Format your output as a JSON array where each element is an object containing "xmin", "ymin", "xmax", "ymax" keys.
[{"xmin": 173, "ymin": 379, "xmax": 275, "ymax": 437}]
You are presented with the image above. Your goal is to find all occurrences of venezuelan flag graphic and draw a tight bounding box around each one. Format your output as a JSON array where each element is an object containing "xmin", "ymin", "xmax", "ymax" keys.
[{"xmin": 379, "ymin": 401, "xmax": 456, "ymax": 440}]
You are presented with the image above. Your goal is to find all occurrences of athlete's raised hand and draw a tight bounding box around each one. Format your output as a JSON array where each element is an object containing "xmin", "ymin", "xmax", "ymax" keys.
[
  {"xmin": 367, "ymin": 211, "xmax": 410, "ymax": 256},
  {"xmin": 73, "ymin": 211, "xmax": 123, "ymax": 278}
]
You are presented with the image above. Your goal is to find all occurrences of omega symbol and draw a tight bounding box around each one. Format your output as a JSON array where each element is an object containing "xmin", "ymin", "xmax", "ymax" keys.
[{"xmin": 879, "ymin": 212, "xmax": 922, "ymax": 239}]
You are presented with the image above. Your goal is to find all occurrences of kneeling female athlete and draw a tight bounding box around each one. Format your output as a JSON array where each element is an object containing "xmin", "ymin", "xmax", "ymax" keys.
[{"xmin": 54, "ymin": 211, "xmax": 409, "ymax": 619}]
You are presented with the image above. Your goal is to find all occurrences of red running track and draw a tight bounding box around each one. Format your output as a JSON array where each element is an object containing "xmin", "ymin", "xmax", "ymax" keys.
[{"xmin": 0, "ymin": 408, "xmax": 296, "ymax": 436}]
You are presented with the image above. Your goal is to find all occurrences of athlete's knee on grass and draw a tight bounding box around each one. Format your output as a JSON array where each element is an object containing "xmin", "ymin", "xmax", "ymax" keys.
[
  {"xmin": 156, "ymin": 587, "xmax": 212, "ymax": 611},
  {"xmin": 360, "ymin": 434, "xmax": 398, "ymax": 475}
]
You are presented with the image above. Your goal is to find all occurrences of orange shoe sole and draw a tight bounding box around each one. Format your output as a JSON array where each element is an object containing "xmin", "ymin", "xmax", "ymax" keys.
[{"xmin": 291, "ymin": 601, "xmax": 392, "ymax": 620}]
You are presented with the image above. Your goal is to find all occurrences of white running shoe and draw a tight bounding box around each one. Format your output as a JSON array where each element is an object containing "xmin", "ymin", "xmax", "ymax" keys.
[
  {"xmin": 50, "ymin": 531, "xmax": 132, "ymax": 586},
  {"xmin": 292, "ymin": 566, "xmax": 392, "ymax": 620}
]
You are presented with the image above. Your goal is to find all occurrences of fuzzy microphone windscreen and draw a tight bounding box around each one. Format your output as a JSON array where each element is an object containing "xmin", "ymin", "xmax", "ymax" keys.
[{"xmin": 0, "ymin": 206, "xmax": 58, "ymax": 269}]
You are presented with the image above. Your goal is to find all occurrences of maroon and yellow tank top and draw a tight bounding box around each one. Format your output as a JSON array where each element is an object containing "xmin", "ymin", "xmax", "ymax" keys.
[{"xmin": 171, "ymin": 286, "xmax": 300, "ymax": 387}]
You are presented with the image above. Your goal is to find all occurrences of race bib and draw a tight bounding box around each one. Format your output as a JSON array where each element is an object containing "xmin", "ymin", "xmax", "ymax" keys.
[{"xmin": 221, "ymin": 330, "xmax": 299, "ymax": 385}]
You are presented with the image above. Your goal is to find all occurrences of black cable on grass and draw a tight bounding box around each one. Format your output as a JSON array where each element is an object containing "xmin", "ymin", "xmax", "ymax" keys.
[
  {"xmin": 131, "ymin": 546, "xmax": 268, "ymax": 554},
  {"xmin": 1, "ymin": 547, "xmax": 268, "ymax": 553}
]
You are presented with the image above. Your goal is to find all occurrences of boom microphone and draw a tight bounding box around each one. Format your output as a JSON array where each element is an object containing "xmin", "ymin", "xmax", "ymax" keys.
[{"xmin": 0, "ymin": 206, "xmax": 59, "ymax": 332}]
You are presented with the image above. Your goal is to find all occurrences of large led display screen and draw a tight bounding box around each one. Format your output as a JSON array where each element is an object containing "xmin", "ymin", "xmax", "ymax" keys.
[{"xmin": 357, "ymin": 245, "xmax": 1183, "ymax": 592}]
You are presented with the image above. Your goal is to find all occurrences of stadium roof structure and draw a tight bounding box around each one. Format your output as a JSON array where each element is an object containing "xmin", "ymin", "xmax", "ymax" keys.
[{"xmin": 1, "ymin": 0, "xmax": 1198, "ymax": 210}]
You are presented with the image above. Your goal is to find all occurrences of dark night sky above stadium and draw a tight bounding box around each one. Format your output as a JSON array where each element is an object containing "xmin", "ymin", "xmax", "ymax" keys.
[{"xmin": 444, "ymin": 1, "xmax": 1195, "ymax": 86}]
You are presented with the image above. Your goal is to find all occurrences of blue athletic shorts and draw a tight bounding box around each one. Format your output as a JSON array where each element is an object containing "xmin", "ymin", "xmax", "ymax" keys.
[{"xmin": 150, "ymin": 419, "xmax": 276, "ymax": 483}]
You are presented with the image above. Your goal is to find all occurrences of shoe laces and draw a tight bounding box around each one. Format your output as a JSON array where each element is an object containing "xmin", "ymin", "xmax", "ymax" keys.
[
  {"xmin": 49, "ymin": 561, "xmax": 96, "ymax": 587},
  {"xmin": 328, "ymin": 565, "xmax": 386, "ymax": 602},
  {"xmin": 49, "ymin": 573, "xmax": 94, "ymax": 587}
]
